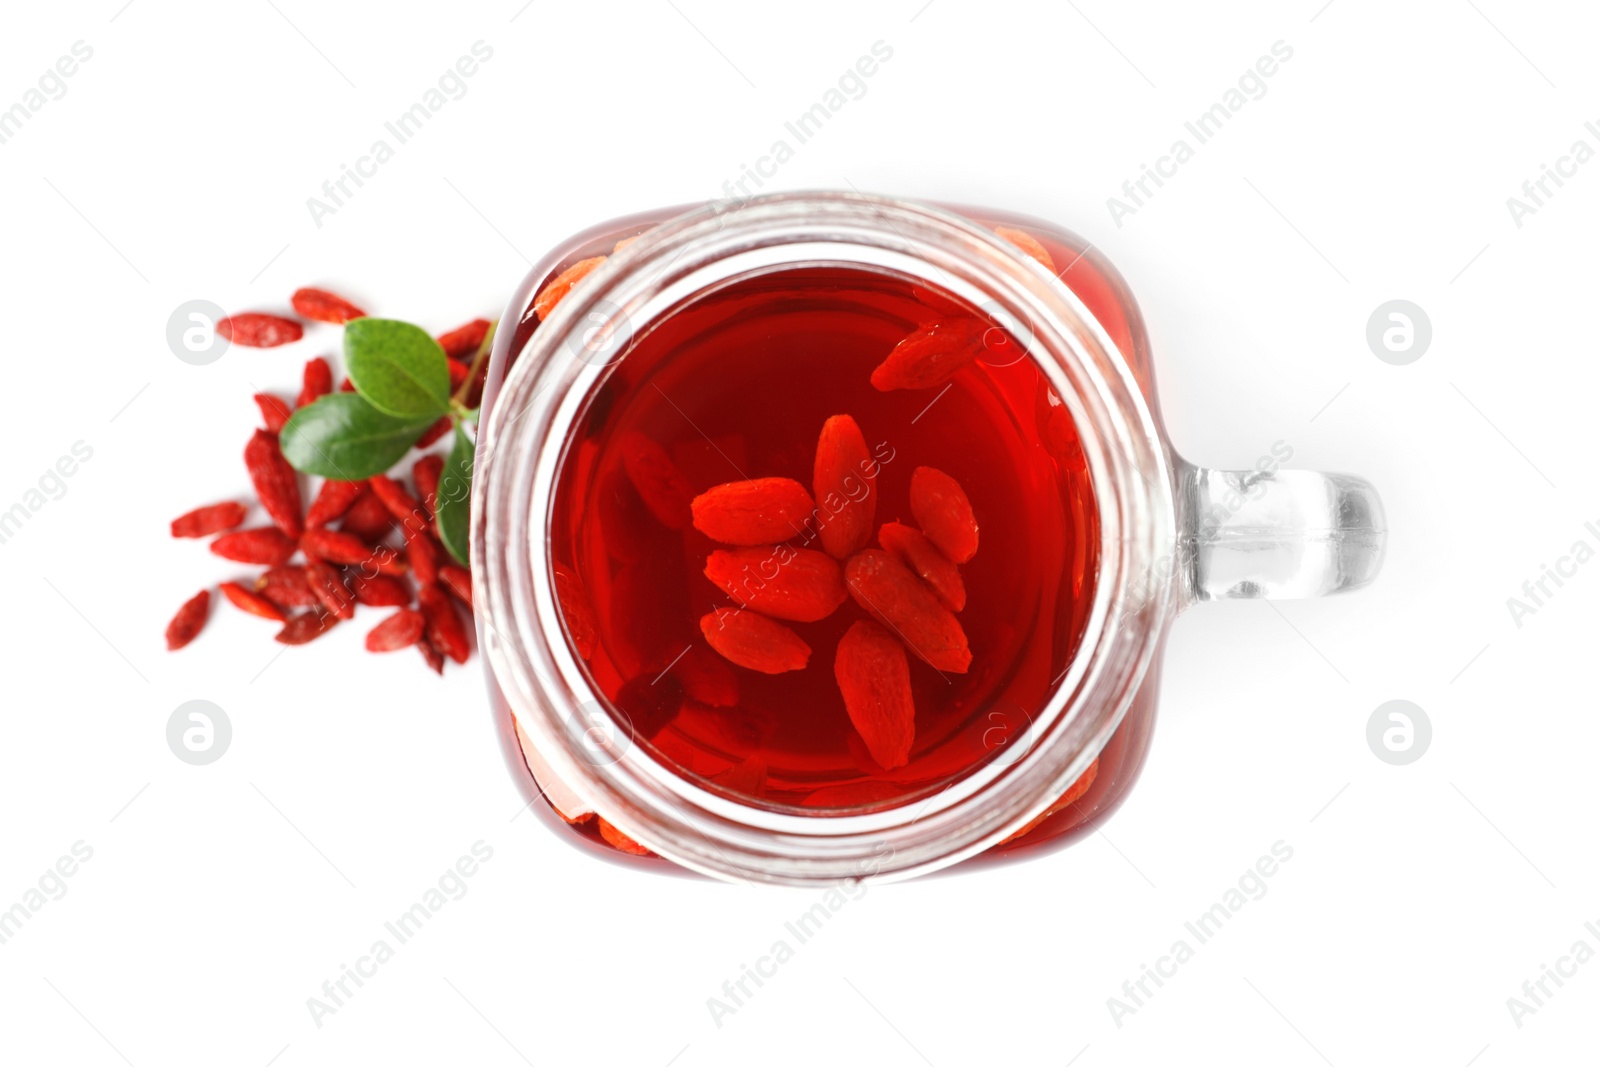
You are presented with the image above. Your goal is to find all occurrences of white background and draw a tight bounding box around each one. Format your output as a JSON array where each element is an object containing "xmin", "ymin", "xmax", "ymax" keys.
[{"xmin": 1, "ymin": 1, "xmax": 1596, "ymax": 1063}]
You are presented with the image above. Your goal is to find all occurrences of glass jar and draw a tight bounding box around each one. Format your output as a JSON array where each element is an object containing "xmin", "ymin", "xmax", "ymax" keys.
[{"xmin": 471, "ymin": 192, "xmax": 1385, "ymax": 885}]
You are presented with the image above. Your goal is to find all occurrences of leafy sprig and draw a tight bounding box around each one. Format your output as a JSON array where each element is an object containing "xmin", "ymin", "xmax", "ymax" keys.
[{"xmin": 280, "ymin": 317, "xmax": 494, "ymax": 566}]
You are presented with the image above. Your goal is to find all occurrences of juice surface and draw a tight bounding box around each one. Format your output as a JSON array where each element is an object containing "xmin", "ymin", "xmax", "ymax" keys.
[{"xmin": 547, "ymin": 264, "xmax": 1100, "ymax": 810}]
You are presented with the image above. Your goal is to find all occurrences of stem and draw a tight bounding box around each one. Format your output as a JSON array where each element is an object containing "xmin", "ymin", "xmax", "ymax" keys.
[{"xmin": 450, "ymin": 318, "xmax": 498, "ymax": 408}]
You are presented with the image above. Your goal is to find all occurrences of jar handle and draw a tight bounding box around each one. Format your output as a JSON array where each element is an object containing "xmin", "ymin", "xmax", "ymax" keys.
[{"xmin": 1180, "ymin": 463, "xmax": 1386, "ymax": 603}]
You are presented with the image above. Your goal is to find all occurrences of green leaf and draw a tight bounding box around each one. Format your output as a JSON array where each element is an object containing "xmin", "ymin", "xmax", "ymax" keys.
[
  {"xmin": 435, "ymin": 423, "xmax": 476, "ymax": 566},
  {"xmin": 280, "ymin": 393, "xmax": 436, "ymax": 479},
  {"xmin": 344, "ymin": 318, "xmax": 451, "ymax": 420}
]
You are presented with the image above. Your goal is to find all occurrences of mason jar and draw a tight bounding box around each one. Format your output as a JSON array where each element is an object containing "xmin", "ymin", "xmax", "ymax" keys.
[{"xmin": 471, "ymin": 192, "xmax": 1385, "ymax": 885}]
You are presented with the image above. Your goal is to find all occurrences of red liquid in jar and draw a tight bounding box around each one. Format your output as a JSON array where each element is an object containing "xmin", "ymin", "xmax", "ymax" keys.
[{"xmin": 545, "ymin": 263, "xmax": 1102, "ymax": 832}]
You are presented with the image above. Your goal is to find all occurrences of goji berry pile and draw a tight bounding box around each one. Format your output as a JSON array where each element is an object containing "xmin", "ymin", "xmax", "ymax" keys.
[{"xmin": 164, "ymin": 287, "xmax": 485, "ymax": 673}]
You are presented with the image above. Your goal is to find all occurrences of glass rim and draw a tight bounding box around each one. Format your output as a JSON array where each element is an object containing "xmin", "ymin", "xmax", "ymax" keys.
[{"xmin": 472, "ymin": 190, "xmax": 1177, "ymax": 884}]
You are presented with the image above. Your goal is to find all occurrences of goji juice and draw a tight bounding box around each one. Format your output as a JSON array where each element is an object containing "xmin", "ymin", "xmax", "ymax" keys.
[{"xmin": 546, "ymin": 263, "xmax": 1100, "ymax": 814}]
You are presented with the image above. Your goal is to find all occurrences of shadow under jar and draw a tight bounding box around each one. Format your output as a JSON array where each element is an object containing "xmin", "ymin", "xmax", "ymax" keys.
[{"xmin": 472, "ymin": 192, "xmax": 1385, "ymax": 885}]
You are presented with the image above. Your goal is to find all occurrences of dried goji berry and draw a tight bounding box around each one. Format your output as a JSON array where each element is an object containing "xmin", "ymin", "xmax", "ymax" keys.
[
  {"xmin": 219, "ymin": 312, "xmax": 302, "ymax": 348},
  {"xmin": 878, "ymin": 521, "xmax": 966, "ymax": 612},
  {"xmin": 165, "ymin": 589, "xmax": 210, "ymax": 650},
  {"xmin": 366, "ymin": 609, "xmax": 426, "ymax": 652},
  {"xmin": 305, "ymin": 479, "xmax": 366, "ymax": 527},
  {"xmin": 407, "ymin": 532, "xmax": 439, "ymax": 587},
  {"xmin": 703, "ymin": 546, "xmax": 846, "ymax": 622},
  {"xmin": 417, "ymin": 639, "xmax": 445, "ymax": 674},
  {"xmin": 245, "ymin": 429, "xmax": 303, "ymax": 538},
  {"xmin": 369, "ymin": 474, "xmax": 426, "ymax": 534},
  {"xmin": 338, "ymin": 489, "xmax": 393, "ymax": 541},
  {"xmin": 339, "ymin": 377, "xmax": 356, "ymax": 392},
  {"xmin": 552, "ymin": 562, "xmax": 597, "ymax": 661},
  {"xmin": 699, "ymin": 608, "xmax": 810, "ymax": 674},
  {"xmin": 870, "ymin": 318, "xmax": 987, "ymax": 392},
  {"xmin": 255, "ymin": 565, "xmax": 318, "ymax": 608},
  {"xmin": 533, "ymin": 256, "xmax": 606, "ymax": 321},
  {"xmin": 909, "ymin": 466, "xmax": 978, "ymax": 563},
  {"xmin": 446, "ymin": 357, "xmax": 470, "ymax": 390},
  {"xmin": 691, "ymin": 478, "xmax": 814, "ymax": 545},
  {"xmin": 437, "ymin": 318, "xmax": 491, "ymax": 360},
  {"xmin": 253, "ymin": 393, "xmax": 293, "ymax": 433},
  {"xmin": 351, "ymin": 572, "xmax": 410, "ymax": 607},
  {"xmin": 171, "ymin": 501, "xmax": 246, "ymax": 539},
  {"xmin": 296, "ymin": 356, "xmax": 333, "ymax": 409},
  {"xmin": 219, "ymin": 581, "xmax": 287, "ymax": 622},
  {"xmin": 412, "ymin": 455, "xmax": 443, "ymax": 521},
  {"xmin": 305, "ymin": 561, "xmax": 355, "ymax": 619},
  {"xmin": 290, "ymin": 286, "xmax": 366, "ymax": 324},
  {"xmin": 994, "ymin": 225, "xmax": 1057, "ymax": 272},
  {"xmin": 301, "ymin": 528, "xmax": 381, "ymax": 567},
  {"xmin": 619, "ymin": 432, "xmax": 694, "ymax": 529},
  {"xmin": 275, "ymin": 610, "xmax": 339, "ymax": 645},
  {"xmin": 843, "ymin": 550, "xmax": 971, "ymax": 673},
  {"xmin": 671, "ymin": 644, "xmax": 739, "ymax": 707},
  {"xmin": 812, "ymin": 414, "xmax": 876, "ymax": 558},
  {"xmin": 439, "ymin": 565, "xmax": 472, "ymax": 608},
  {"xmin": 418, "ymin": 583, "xmax": 470, "ymax": 664},
  {"xmin": 833, "ymin": 619, "xmax": 916, "ymax": 770},
  {"xmin": 415, "ymin": 415, "xmax": 452, "ymax": 449},
  {"xmin": 597, "ymin": 817, "xmax": 653, "ymax": 856},
  {"xmin": 211, "ymin": 527, "xmax": 297, "ymax": 565},
  {"xmin": 1000, "ymin": 757, "xmax": 1099, "ymax": 845}
]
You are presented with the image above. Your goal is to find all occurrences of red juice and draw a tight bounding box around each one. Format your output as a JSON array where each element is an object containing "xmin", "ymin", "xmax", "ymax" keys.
[{"xmin": 544, "ymin": 263, "xmax": 1101, "ymax": 819}]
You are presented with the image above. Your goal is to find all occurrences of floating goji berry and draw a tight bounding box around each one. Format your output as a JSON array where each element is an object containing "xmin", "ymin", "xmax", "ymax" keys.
[
  {"xmin": 415, "ymin": 415, "xmax": 452, "ymax": 449},
  {"xmin": 878, "ymin": 521, "xmax": 966, "ymax": 612},
  {"xmin": 412, "ymin": 455, "xmax": 442, "ymax": 521},
  {"xmin": 553, "ymin": 562, "xmax": 597, "ymax": 661},
  {"xmin": 597, "ymin": 817, "xmax": 653, "ymax": 856},
  {"xmin": 909, "ymin": 466, "xmax": 978, "ymax": 563},
  {"xmin": 275, "ymin": 610, "xmax": 339, "ymax": 645},
  {"xmin": 305, "ymin": 561, "xmax": 355, "ymax": 619},
  {"xmin": 366, "ymin": 609, "xmax": 426, "ymax": 652},
  {"xmin": 619, "ymin": 432, "xmax": 694, "ymax": 530},
  {"xmin": 533, "ymin": 256, "xmax": 606, "ymax": 321},
  {"xmin": 709, "ymin": 754, "xmax": 768, "ymax": 795},
  {"xmin": 170, "ymin": 501, "xmax": 246, "ymax": 539},
  {"xmin": 691, "ymin": 478, "xmax": 814, "ymax": 545},
  {"xmin": 219, "ymin": 312, "xmax": 302, "ymax": 348},
  {"xmin": 699, "ymin": 608, "xmax": 810, "ymax": 674},
  {"xmin": 671, "ymin": 644, "xmax": 739, "ymax": 707},
  {"xmin": 870, "ymin": 318, "xmax": 987, "ymax": 392},
  {"xmin": 305, "ymin": 479, "xmax": 366, "ymax": 527},
  {"xmin": 165, "ymin": 589, "xmax": 210, "ymax": 650},
  {"xmin": 296, "ymin": 356, "xmax": 333, "ymax": 409},
  {"xmin": 703, "ymin": 546, "xmax": 846, "ymax": 622},
  {"xmin": 994, "ymin": 225, "xmax": 1057, "ymax": 272},
  {"xmin": 833, "ymin": 619, "xmax": 916, "ymax": 770},
  {"xmin": 437, "ymin": 318, "xmax": 491, "ymax": 360},
  {"xmin": 255, "ymin": 565, "xmax": 318, "ymax": 608},
  {"xmin": 418, "ymin": 583, "xmax": 470, "ymax": 664},
  {"xmin": 613, "ymin": 234, "xmax": 642, "ymax": 253},
  {"xmin": 211, "ymin": 527, "xmax": 297, "ymax": 565},
  {"xmin": 338, "ymin": 489, "xmax": 393, "ymax": 541},
  {"xmin": 253, "ymin": 393, "xmax": 293, "ymax": 433},
  {"xmin": 351, "ymin": 572, "xmax": 410, "ymax": 607},
  {"xmin": 245, "ymin": 429, "xmax": 303, "ymax": 538},
  {"xmin": 219, "ymin": 581, "xmax": 287, "ymax": 622},
  {"xmin": 843, "ymin": 550, "xmax": 971, "ymax": 673},
  {"xmin": 1000, "ymin": 757, "xmax": 1099, "ymax": 845},
  {"xmin": 291, "ymin": 286, "xmax": 366, "ymax": 324},
  {"xmin": 812, "ymin": 414, "xmax": 876, "ymax": 558},
  {"xmin": 439, "ymin": 565, "xmax": 472, "ymax": 608}
]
